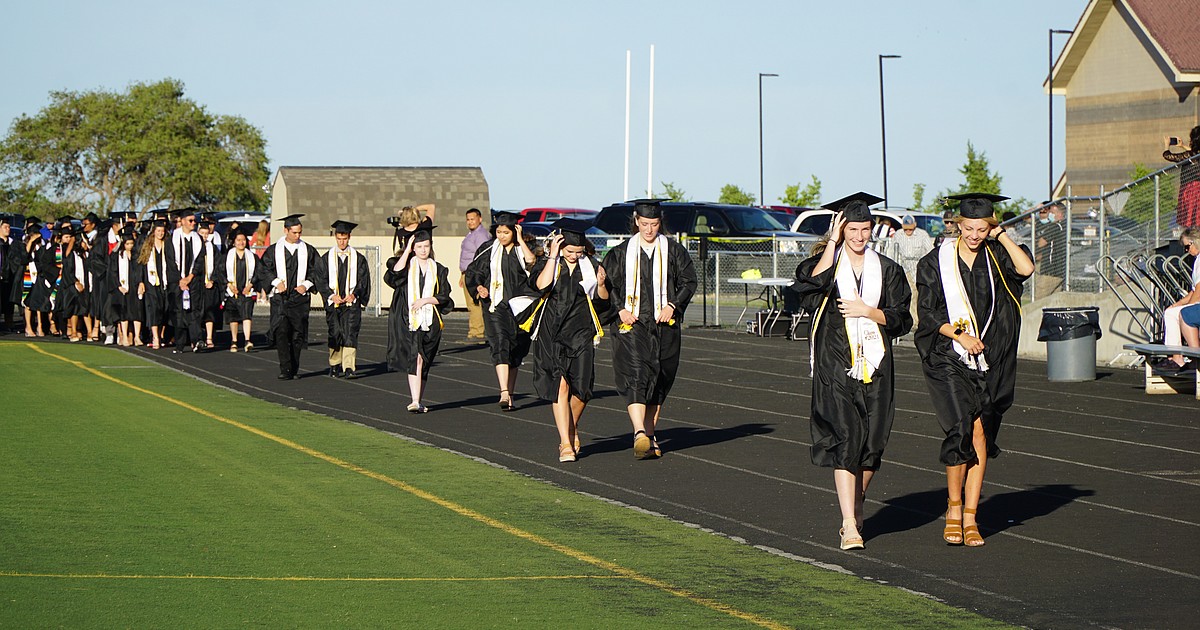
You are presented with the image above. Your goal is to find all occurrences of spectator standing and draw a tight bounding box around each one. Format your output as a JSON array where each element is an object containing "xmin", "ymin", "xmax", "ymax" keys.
[
  {"xmin": 458, "ymin": 207, "xmax": 489, "ymax": 340},
  {"xmin": 1034, "ymin": 201, "xmax": 1067, "ymax": 298},
  {"xmin": 889, "ymin": 214, "xmax": 934, "ymax": 323},
  {"xmin": 1164, "ymin": 125, "xmax": 1200, "ymax": 228}
]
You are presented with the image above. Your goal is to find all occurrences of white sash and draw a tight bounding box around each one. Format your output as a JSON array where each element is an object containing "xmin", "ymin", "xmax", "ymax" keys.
[
  {"xmin": 225, "ymin": 249, "xmax": 255, "ymax": 297},
  {"xmin": 835, "ymin": 248, "xmax": 886, "ymax": 382},
  {"xmin": 272, "ymin": 241, "xmax": 308, "ymax": 296},
  {"xmin": 147, "ymin": 245, "xmax": 164, "ymax": 287},
  {"xmin": 72, "ymin": 252, "xmax": 86, "ymax": 288},
  {"xmin": 623, "ymin": 235, "xmax": 668, "ymax": 328},
  {"xmin": 938, "ymin": 239, "xmax": 994, "ymax": 372},
  {"xmin": 118, "ymin": 252, "xmax": 130, "ymax": 290},
  {"xmin": 171, "ymin": 230, "xmax": 202, "ymax": 274},
  {"xmin": 407, "ymin": 258, "xmax": 436, "ymax": 331},
  {"xmin": 202, "ymin": 241, "xmax": 215, "ymax": 282},
  {"xmin": 327, "ymin": 246, "xmax": 358, "ymax": 299}
]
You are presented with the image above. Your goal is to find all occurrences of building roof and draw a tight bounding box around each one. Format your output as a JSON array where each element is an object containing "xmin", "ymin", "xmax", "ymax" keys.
[{"xmin": 1049, "ymin": 0, "xmax": 1200, "ymax": 91}]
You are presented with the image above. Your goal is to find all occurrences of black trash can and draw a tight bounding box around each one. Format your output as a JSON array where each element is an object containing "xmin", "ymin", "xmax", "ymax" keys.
[{"xmin": 1037, "ymin": 307, "xmax": 1102, "ymax": 382}]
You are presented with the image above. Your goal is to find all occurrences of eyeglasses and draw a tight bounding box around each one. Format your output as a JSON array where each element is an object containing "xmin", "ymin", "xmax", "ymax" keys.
[{"xmin": 1184, "ymin": 240, "xmax": 1198, "ymax": 250}]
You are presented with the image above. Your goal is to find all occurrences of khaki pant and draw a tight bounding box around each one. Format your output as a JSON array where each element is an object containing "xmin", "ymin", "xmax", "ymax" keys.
[
  {"xmin": 329, "ymin": 347, "xmax": 358, "ymax": 372},
  {"xmin": 463, "ymin": 285, "xmax": 485, "ymax": 338}
]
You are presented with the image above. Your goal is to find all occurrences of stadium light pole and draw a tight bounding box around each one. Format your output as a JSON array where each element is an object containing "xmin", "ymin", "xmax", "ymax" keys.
[
  {"xmin": 759, "ymin": 72, "xmax": 778, "ymax": 206},
  {"xmin": 879, "ymin": 55, "xmax": 900, "ymax": 210},
  {"xmin": 1048, "ymin": 29, "xmax": 1073, "ymax": 201}
]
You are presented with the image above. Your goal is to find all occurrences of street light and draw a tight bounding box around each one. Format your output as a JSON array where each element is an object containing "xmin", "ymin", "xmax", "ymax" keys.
[
  {"xmin": 759, "ymin": 72, "xmax": 778, "ymax": 206},
  {"xmin": 1048, "ymin": 29, "xmax": 1073, "ymax": 200},
  {"xmin": 879, "ymin": 54, "xmax": 900, "ymax": 210}
]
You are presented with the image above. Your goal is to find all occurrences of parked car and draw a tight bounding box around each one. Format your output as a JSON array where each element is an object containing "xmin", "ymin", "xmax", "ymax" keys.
[
  {"xmin": 215, "ymin": 211, "xmax": 268, "ymax": 240},
  {"xmin": 520, "ymin": 207, "xmax": 598, "ymax": 223},
  {"xmin": 790, "ymin": 209, "xmax": 903, "ymax": 235}
]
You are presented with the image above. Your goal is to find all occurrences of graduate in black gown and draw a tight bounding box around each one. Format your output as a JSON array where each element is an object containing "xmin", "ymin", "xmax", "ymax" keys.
[
  {"xmin": 529, "ymin": 219, "xmax": 612, "ymax": 463},
  {"xmin": 384, "ymin": 228, "xmax": 453, "ymax": 412},
  {"xmin": 257, "ymin": 214, "xmax": 324, "ymax": 380},
  {"xmin": 319, "ymin": 220, "xmax": 372, "ymax": 379},
  {"xmin": 193, "ymin": 216, "xmax": 225, "ymax": 349},
  {"xmin": 18, "ymin": 220, "xmax": 57, "ymax": 337},
  {"xmin": 138, "ymin": 220, "xmax": 170, "ymax": 349},
  {"xmin": 464, "ymin": 210, "xmax": 540, "ymax": 410},
  {"xmin": 794, "ymin": 193, "xmax": 912, "ymax": 551},
  {"xmin": 601, "ymin": 199, "xmax": 697, "ymax": 459},
  {"xmin": 222, "ymin": 228, "xmax": 258, "ymax": 352},
  {"xmin": 108, "ymin": 229, "xmax": 144, "ymax": 346},
  {"xmin": 0, "ymin": 214, "xmax": 16, "ymax": 331},
  {"xmin": 915, "ymin": 193, "xmax": 1034, "ymax": 548},
  {"xmin": 58, "ymin": 226, "xmax": 91, "ymax": 342},
  {"xmin": 165, "ymin": 209, "xmax": 205, "ymax": 353}
]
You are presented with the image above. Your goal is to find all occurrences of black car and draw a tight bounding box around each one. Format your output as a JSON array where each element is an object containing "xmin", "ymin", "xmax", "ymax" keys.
[{"xmin": 593, "ymin": 201, "xmax": 814, "ymax": 242}]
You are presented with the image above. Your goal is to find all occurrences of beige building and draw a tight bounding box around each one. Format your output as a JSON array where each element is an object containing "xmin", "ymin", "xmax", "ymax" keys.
[
  {"xmin": 1050, "ymin": 0, "xmax": 1200, "ymax": 198},
  {"xmin": 268, "ymin": 166, "xmax": 491, "ymax": 310}
]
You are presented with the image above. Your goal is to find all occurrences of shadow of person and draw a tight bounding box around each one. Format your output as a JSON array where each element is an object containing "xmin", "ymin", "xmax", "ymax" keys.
[
  {"xmin": 863, "ymin": 488, "xmax": 948, "ymax": 540},
  {"xmin": 976, "ymin": 484, "xmax": 1095, "ymax": 535},
  {"xmin": 582, "ymin": 423, "xmax": 774, "ymax": 458}
]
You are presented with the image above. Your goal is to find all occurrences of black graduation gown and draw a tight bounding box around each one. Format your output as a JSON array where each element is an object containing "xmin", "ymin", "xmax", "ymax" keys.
[
  {"xmin": 915, "ymin": 240, "xmax": 1030, "ymax": 466},
  {"xmin": 107, "ymin": 251, "xmax": 144, "ymax": 323},
  {"xmin": 191, "ymin": 241, "xmax": 225, "ymax": 326},
  {"xmin": 256, "ymin": 240, "xmax": 324, "ymax": 348},
  {"xmin": 384, "ymin": 256, "xmax": 453, "ymax": 376},
  {"xmin": 18, "ymin": 241, "xmax": 57, "ymax": 312},
  {"xmin": 140, "ymin": 245, "xmax": 170, "ymax": 327},
  {"xmin": 528, "ymin": 256, "xmax": 610, "ymax": 402},
  {"xmin": 600, "ymin": 237, "xmax": 698, "ymax": 406},
  {"xmin": 794, "ymin": 251, "xmax": 912, "ymax": 471},
  {"xmin": 1, "ymin": 236, "xmax": 21, "ymax": 307},
  {"xmin": 86, "ymin": 233, "xmax": 112, "ymax": 323},
  {"xmin": 222, "ymin": 249, "xmax": 257, "ymax": 323},
  {"xmin": 319, "ymin": 248, "xmax": 372, "ymax": 349},
  {"xmin": 464, "ymin": 239, "xmax": 539, "ymax": 367},
  {"xmin": 165, "ymin": 232, "xmax": 204, "ymax": 341},
  {"xmin": 58, "ymin": 248, "xmax": 90, "ymax": 318}
]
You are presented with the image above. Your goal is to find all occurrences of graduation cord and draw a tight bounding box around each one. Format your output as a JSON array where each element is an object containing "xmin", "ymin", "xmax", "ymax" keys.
[{"xmin": 983, "ymin": 242, "xmax": 1023, "ymax": 317}]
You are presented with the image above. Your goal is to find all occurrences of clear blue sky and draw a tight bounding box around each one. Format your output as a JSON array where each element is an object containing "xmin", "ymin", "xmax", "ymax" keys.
[{"xmin": 1, "ymin": 0, "xmax": 1087, "ymax": 211}]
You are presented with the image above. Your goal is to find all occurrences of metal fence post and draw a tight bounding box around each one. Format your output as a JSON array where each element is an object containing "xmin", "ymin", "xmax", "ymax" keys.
[
  {"xmin": 714, "ymin": 253, "xmax": 721, "ymax": 327},
  {"xmin": 1098, "ymin": 187, "xmax": 1105, "ymax": 294},
  {"xmin": 1154, "ymin": 173, "xmax": 1161, "ymax": 250},
  {"xmin": 772, "ymin": 236, "xmax": 779, "ymax": 279},
  {"xmin": 1065, "ymin": 193, "xmax": 1073, "ymax": 292}
]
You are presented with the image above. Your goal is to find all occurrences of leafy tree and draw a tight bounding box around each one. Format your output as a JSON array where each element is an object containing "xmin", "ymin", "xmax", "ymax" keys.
[
  {"xmin": 0, "ymin": 78, "xmax": 270, "ymax": 218},
  {"xmin": 911, "ymin": 183, "xmax": 928, "ymax": 213},
  {"xmin": 938, "ymin": 141, "xmax": 1028, "ymax": 217},
  {"xmin": 1123, "ymin": 162, "xmax": 1175, "ymax": 223},
  {"xmin": 717, "ymin": 184, "xmax": 755, "ymax": 206},
  {"xmin": 657, "ymin": 181, "xmax": 689, "ymax": 202},
  {"xmin": 779, "ymin": 175, "xmax": 821, "ymax": 207},
  {"xmin": 0, "ymin": 185, "xmax": 90, "ymax": 220}
]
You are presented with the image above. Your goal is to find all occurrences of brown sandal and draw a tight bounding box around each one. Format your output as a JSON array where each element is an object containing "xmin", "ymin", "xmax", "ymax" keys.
[
  {"xmin": 558, "ymin": 443, "xmax": 576, "ymax": 463},
  {"xmin": 963, "ymin": 507, "xmax": 985, "ymax": 547},
  {"xmin": 943, "ymin": 499, "xmax": 964, "ymax": 545}
]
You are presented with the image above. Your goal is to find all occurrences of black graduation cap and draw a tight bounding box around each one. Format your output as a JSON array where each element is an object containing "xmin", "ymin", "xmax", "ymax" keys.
[
  {"xmin": 95, "ymin": 218, "xmax": 114, "ymax": 234},
  {"xmin": 492, "ymin": 210, "xmax": 521, "ymax": 227},
  {"xmin": 947, "ymin": 193, "xmax": 1009, "ymax": 220},
  {"xmin": 199, "ymin": 212, "xmax": 217, "ymax": 226},
  {"xmin": 83, "ymin": 212, "xmax": 100, "ymax": 224},
  {"xmin": 331, "ymin": 220, "xmax": 358, "ymax": 234},
  {"xmin": 552, "ymin": 217, "xmax": 592, "ymax": 247},
  {"xmin": 630, "ymin": 198, "xmax": 667, "ymax": 219},
  {"xmin": 170, "ymin": 208, "xmax": 197, "ymax": 221},
  {"xmin": 411, "ymin": 228, "xmax": 434, "ymax": 244},
  {"xmin": 821, "ymin": 192, "xmax": 883, "ymax": 223},
  {"xmin": 151, "ymin": 219, "xmax": 170, "ymax": 230},
  {"xmin": 25, "ymin": 217, "xmax": 41, "ymax": 230},
  {"xmin": 0, "ymin": 214, "xmax": 11, "ymax": 226},
  {"xmin": 277, "ymin": 213, "xmax": 305, "ymax": 228},
  {"xmin": 151, "ymin": 208, "xmax": 170, "ymax": 220},
  {"xmin": 119, "ymin": 224, "xmax": 138, "ymax": 240}
]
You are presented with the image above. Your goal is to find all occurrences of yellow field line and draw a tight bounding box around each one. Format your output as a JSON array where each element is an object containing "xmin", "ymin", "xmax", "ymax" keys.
[
  {"xmin": 23, "ymin": 344, "xmax": 790, "ymax": 630},
  {"xmin": 0, "ymin": 571, "xmax": 629, "ymax": 583}
]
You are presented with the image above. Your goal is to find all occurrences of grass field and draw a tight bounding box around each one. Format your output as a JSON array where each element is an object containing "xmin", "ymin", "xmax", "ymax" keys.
[{"xmin": 0, "ymin": 341, "xmax": 1010, "ymax": 628}]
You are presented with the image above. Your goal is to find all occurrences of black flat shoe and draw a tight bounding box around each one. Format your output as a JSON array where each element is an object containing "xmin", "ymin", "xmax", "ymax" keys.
[
  {"xmin": 328, "ymin": 367, "xmax": 342, "ymax": 378},
  {"xmin": 278, "ymin": 373, "xmax": 292, "ymax": 380},
  {"xmin": 343, "ymin": 370, "xmax": 358, "ymax": 380}
]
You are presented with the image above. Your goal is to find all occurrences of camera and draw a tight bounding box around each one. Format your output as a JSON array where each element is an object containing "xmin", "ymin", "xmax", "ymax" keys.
[{"xmin": 387, "ymin": 216, "xmax": 402, "ymax": 228}]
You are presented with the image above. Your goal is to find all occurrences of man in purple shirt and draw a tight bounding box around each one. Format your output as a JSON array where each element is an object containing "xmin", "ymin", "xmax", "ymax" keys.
[{"xmin": 458, "ymin": 208, "xmax": 488, "ymax": 339}]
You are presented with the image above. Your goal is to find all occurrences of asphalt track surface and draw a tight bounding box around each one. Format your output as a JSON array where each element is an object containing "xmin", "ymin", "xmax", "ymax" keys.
[{"xmin": 111, "ymin": 314, "xmax": 1197, "ymax": 630}]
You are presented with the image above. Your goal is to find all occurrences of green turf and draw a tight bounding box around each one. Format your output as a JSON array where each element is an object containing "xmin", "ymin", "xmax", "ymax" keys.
[{"xmin": 0, "ymin": 341, "xmax": 1011, "ymax": 629}]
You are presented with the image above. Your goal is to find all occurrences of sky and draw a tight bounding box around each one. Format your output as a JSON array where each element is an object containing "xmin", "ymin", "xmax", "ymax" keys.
[{"xmin": 1, "ymin": 0, "xmax": 1088, "ymax": 212}]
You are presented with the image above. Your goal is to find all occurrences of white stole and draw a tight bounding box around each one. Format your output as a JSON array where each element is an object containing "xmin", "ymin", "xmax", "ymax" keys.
[
  {"xmin": 147, "ymin": 245, "xmax": 164, "ymax": 287},
  {"xmin": 118, "ymin": 252, "xmax": 131, "ymax": 290},
  {"xmin": 273, "ymin": 241, "xmax": 308, "ymax": 296},
  {"xmin": 202, "ymin": 241, "xmax": 215, "ymax": 282},
  {"xmin": 407, "ymin": 258, "xmax": 436, "ymax": 331},
  {"xmin": 623, "ymin": 235, "xmax": 668, "ymax": 327},
  {"xmin": 72, "ymin": 252, "xmax": 86, "ymax": 288},
  {"xmin": 171, "ymin": 230, "xmax": 202, "ymax": 274},
  {"xmin": 938, "ymin": 239, "xmax": 994, "ymax": 372},
  {"xmin": 327, "ymin": 246, "xmax": 358, "ymax": 298},
  {"xmin": 225, "ymin": 249, "xmax": 255, "ymax": 297},
  {"xmin": 835, "ymin": 248, "xmax": 886, "ymax": 382}
]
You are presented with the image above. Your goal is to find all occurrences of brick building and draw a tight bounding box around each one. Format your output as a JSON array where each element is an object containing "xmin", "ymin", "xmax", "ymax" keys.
[{"xmin": 1050, "ymin": 0, "xmax": 1200, "ymax": 197}]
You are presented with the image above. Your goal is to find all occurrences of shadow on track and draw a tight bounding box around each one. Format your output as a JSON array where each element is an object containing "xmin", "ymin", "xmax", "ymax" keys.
[
  {"xmin": 581, "ymin": 423, "xmax": 775, "ymax": 458},
  {"xmin": 978, "ymin": 484, "xmax": 1096, "ymax": 534}
]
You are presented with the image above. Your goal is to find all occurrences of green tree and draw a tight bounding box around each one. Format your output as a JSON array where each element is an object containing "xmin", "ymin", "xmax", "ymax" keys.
[
  {"xmin": 657, "ymin": 181, "xmax": 689, "ymax": 202},
  {"xmin": 0, "ymin": 78, "xmax": 270, "ymax": 218},
  {"xmin": 911, "ymin": 183, "xmax": 928, "ymax": 213},
  {"xmin": 1122, "ymin": 162, "xmax": 1175, "ymax": 223},
  {"xmin": 938, "ymin": 141, "xmax": 1028, "ymax": 217},
  {"xmin": 717, "ymin": 184, "xmax": 755, "ymax": 206},
  {"xmin": 0, "ymin": 185, "xmax": 88, "ymax": 220},
  {"xmin": 778, "ymin": 175, "xmax": 821, "ymax": 207}
]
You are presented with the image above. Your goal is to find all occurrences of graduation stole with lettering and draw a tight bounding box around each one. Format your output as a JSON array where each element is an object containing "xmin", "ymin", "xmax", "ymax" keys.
[
  {"xmin": 225, "ymin": 249, "xmax": 256, "ymax": 297},
  {"xmin": 171, "ymin": 230, "xmax": 202, "ymax": 274},
  {"xmin": 621, "ymin": 234, "xmax": 670, "ymax": 331},
  {"xmin": 487, "ymin": 240, "xmax": 528, "ymax": 313},
  {"xmin": 118, "ymin": 251, "xmax": 131, "ymax": 290},
  {"xmin": 147, "ymin": 245, "xmax": 164, "ymax": 287},
  {"xmin": 327, "ymin": 246, "xmax": 358, "ymax": 305},
  {"xmin": 939, "ymin": 238, "xmax": 994, "ymax": 372},
  {"xmin": 273, "ymin": 240, "xmax": 308, "ymax": 296},
  {"xmin": 407, "ymin": 258, "xmax": 440, "ymax": 331},
  {"xmin": 808, "ymin": 246, "xmax": 885, "ymax": 382}
]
